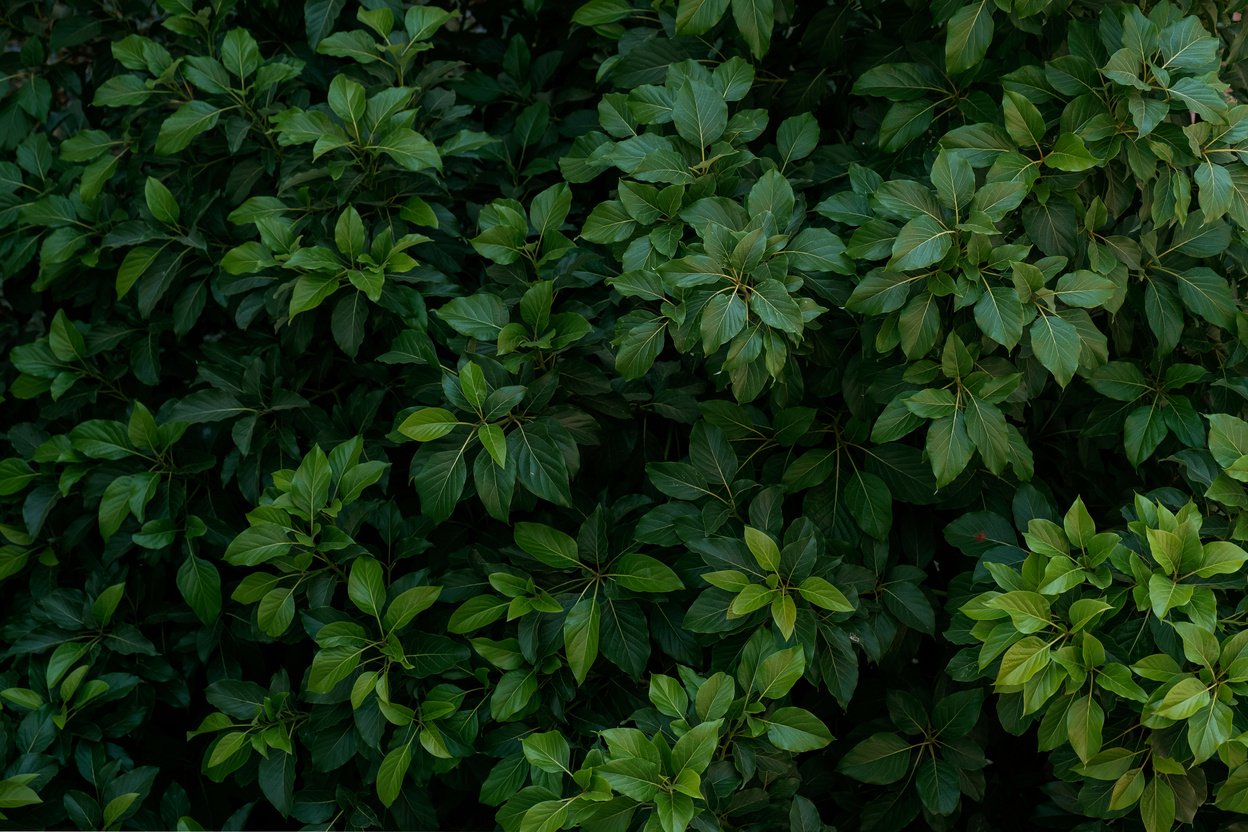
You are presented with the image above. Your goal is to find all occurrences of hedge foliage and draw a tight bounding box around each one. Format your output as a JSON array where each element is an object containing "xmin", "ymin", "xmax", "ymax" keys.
[{"xmin": 4, "ymin": 0, "xmax": 1248, "ymax": 830}]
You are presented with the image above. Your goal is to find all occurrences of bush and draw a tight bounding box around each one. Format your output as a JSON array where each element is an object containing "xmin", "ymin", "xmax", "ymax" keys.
[{"xmin": 2, "ymin": 0, "xmax": 1248, "ymax": 830}]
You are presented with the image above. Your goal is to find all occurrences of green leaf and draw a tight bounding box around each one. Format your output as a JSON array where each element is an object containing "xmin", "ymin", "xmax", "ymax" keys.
[
  {"xmin": 437, "ymin": 294, "xmax": 509, "ymax": 340},
  {"xmin": 347, "ymin": 556, "xmax": 386, "ymax": 617},
  {"xmin": 731, "ymin": 0, "xmax": 774, "ymax": 59},
  {"xmin": 156, "ymin": 101, "xmax": 221, "ymax": 155},
  {"xmin": 1029, "ymin": 314, "xmax": 1080, "ymax": 387},
  {"xmin": 997, "ymin": 636, "xmax": 1050, "ymax": 686},
  {"xmin": 1066, "ymin": 695, "xmax": 1104, "ymax": 763},
  {"xmin": 676, "ymin": 0, "xmax": 730, "ymax": 35},
  {"xmin": 520, "ymin": 800, "xmax": 569, "ymax": 832},
  {"xmin": 930, "ymin": 149, "xmax": 975, "ymax": 213},
  {"xmin": 563, "ymin": 597, "xmax": 599, "ymax": 684},
  {"xmin": 383, "ymin": 586, "xmax": 441, "ymax": 632},
  {"xmin": 974, "ymin": 286, "xmax": 1024, "ymax": 350},
  {"xmin": 927, "ymin": 412, "xmax": 975, "ymax": 488},
  {"xmin": 0, "ymin": 459, "xmax": 36, "ymax": 496},
  {"xmin": 777, "ymin": 113, "xmax": 819, "ymax": 165},
  {"xmin": 1124, "ymin": 404, "xmax": 1167, "ymax": 466},
  {"xmin": 1175, "ymin": 267, "xmax": 1235, "ymax": 328},
  {"xmin": 208, "ymin": 732, "xmax": 250, "ymax": 768},
  {"xmin": 765, "ymin": 707, "xmax": 833, "ymax": 751},
  {"xmin": 414, "ymin": 449, "xmax": 468, "ymax": 523},
  {"xmin": 1002, "ymin": 90, "xmax": 1045, "ymax": 148},
  {"xmin": 798, "ymin": 576, "xmax": 854, "ymax": 612},
  {"xmin": 749, "ymin": 279, "xmax": 804, "ymax": 334},
  {"xmin": 448, "ymin": 596, "xmax": 508, "ymax": 634},
  {"xmin": 478, "ymin": 424, "xmax": 507, "ymax": 468},
  {"xmin": 915, "ymin": 756, "xmax": 960, "ymax": 815},
  {"xmin": 987, "ymin": 590, "xmax": 1050, "ymax": 633},
  {"xmin": 752, "ymin": 646, "xmax": 805, "ymax": 699},
  {"xmin": 649, "ymin": 674, "xmax": 690, "ymax": 717},
  {"xmin": 1159, "ymin": 17, "xmax": 1218, "ymax": 71},
  {"xmin": 945, "ymin": 0, "xmax": 993, "ymax": 73},
  {"xmin": 845, "ymin": 471, "xmax": 892, "ymax": 539},
  {"xmin": 1139, "ymin": 777, "xmax": 1175, "ymax": 832},
  {"xmin": 144, "ymin": 177, "xmax": 179, "ymax": 224},
  {"xmin": 1168, "ymin": 77, "xmax": 1227, "ymax": 121},
  {"xmin": 375, "ymin": 128, "xmax": 441, "ymax": 172},
  {"xmin": 744, "ymin": 525, "xmax": 781, "ymax": 571},
  {"xmin": 573, "ymin": 0, "xmax": 633, "ymax": 26},
  {"xmin": 397, "ymin": 408, "xmax": 460, "ymax": 441},
  {"xmin": 854, "ymin": 63, "xmax": 946, "ymax": 102},
  {"xmin": 581, "ymin": 200, "xmax": 636, "ymax": 243},
  {"xmin": 515, "ymin": 522, "xmax": 581, "ymax": 568},
  {"xmin": 305, "ymin": 0, "xmax": 346, "ymax": 47},
  {"xmin": 221, "ymin": 28, "xmax": 260, "ymax": 79},
  {"xmin": 1195, "ymin": 541, "xmax": 1248, "ymax": 578},
  {"xmin": 328, "ymin": 75, "xmax": 366, "ymax": 132},
  {"xmin": 1216, "ymin": 764, "xmax": 1248, "ymax": 812},
  {"xmin": 224, "ymin": 524, "xmax": 293, "ymax": 566},
  {"xmin": 616, "ymin": 318, "xmax": 667, "ymax": 379},
  {"xmin": 522, "ymin": 731, "xmax": 570, "ymax": 774},
  {"xmin": 257, "ymin": 586, "xmax": 296, "ymax": 636},
  {"xmin": 837, "ymin": 732, "xmax": 911, "ymax": 784},
  {"xmin": 890, "ymin": 214, "xmax": 953, "ymax": 270},
  {"xmin": 613, "ymin": 553, "xmax": 683, "ymax": 592},
  {"xmin": 177, "ymin": 555, "xmax": 221, "ymax": 625},
  {"xmin": 1209, "ymin": 414, "xmax": 1248, "ymax": 468},
  {"xmin": 1054, "ymin": 270, "xmax": 1116, "ymax": 309},
  {"xmin": 673, "ymin": 80, "xmax": 727, "ymax": 149},
  {"xmin": 376, "ymin": 745, "xmax": 411, "ymax": 808},
  {"xmin": 701, "ymin": 293, "xmax": 747, "ymax": 353},
  {"xmin": 1195, "ymin": 161, "xmax": 1233, "ymax": 223},
  {"xmin": 1045, "ymin": 134, "xmax": 1097, "ymax": 172},
  {"xmin": 879, "ymin": 100, "xmax": 938, "ymax": 151},
  {"xmin": 1148, "ymin": 574, "xmax": 1194, "ymax": 619},
  {"xmin": 671, "ymin": 719, "xmax": 722, "ymax": 775},
  {"xmin": 1188, "ymin": 700, "xmax": 1232, "ymax": 763}
]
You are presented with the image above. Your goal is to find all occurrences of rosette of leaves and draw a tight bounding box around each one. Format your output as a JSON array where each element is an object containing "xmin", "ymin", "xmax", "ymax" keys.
[
  {"xmin": 223, "ymin": 437, "xmax": 389, "ymax": 637},
  {"xmin": 871, "ymin": 332, "xmax": 1033, "ymax": 488},
  {"xmin": 694, "ymin": 524, "xmax": 855, "ymax": 641},
  {"xmin": 222, "ymin": 203, "xmax": 433, "ymax": 357},
  {"xmin": 395, "ymin": 358, "xmax": 596, "ymax": 522},
  {"xmin": 562, "ymin": 57, "xmax": 848, "ymax": 401},
  {"xmin": 836, "ymin": 688, "xmax": 987, "ymax": 829},
  {"xmin": 953, "ymin": 495, "xmax": 1248, "ymax": 830},
  {"xmin": 446, "ymin": 507, "xmax": 683, "ymax": 686},
  {"xmin": 499, "ymin": 632, "xmax": 833, "ymax": 832}
]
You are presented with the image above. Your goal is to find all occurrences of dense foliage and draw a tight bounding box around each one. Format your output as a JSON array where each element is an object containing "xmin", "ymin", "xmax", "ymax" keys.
[{"xmin": 4, "ymin": 0, "xmax": 1248, "ymax": 829}]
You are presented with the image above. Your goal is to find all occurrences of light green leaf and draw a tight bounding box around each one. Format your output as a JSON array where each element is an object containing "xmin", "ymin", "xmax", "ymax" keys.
[
  {"xmin": 397, "ymin": 408, "xmax": 460, "ymax": 441},
  {"xmin": 376, "ymin": 745, "xmax": 411, "ymax": 807},
  {"xmin": 1045, "ymin": 134, "xmax": 1098, "ymax": 172},
  {"xmin": 744, "ymin": 525, "xmax": 781, "ymax": 571}
]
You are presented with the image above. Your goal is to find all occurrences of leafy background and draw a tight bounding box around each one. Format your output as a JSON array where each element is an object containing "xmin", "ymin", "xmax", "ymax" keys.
[{"xmin": 3, "ymin": 0, "xmax": 1248, "ymax": 830}]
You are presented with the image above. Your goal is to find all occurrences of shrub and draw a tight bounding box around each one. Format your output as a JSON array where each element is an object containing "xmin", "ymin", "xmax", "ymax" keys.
[{"xmin": 2, "ymin": 0, "xmax": 1248, "ymax": 830}]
